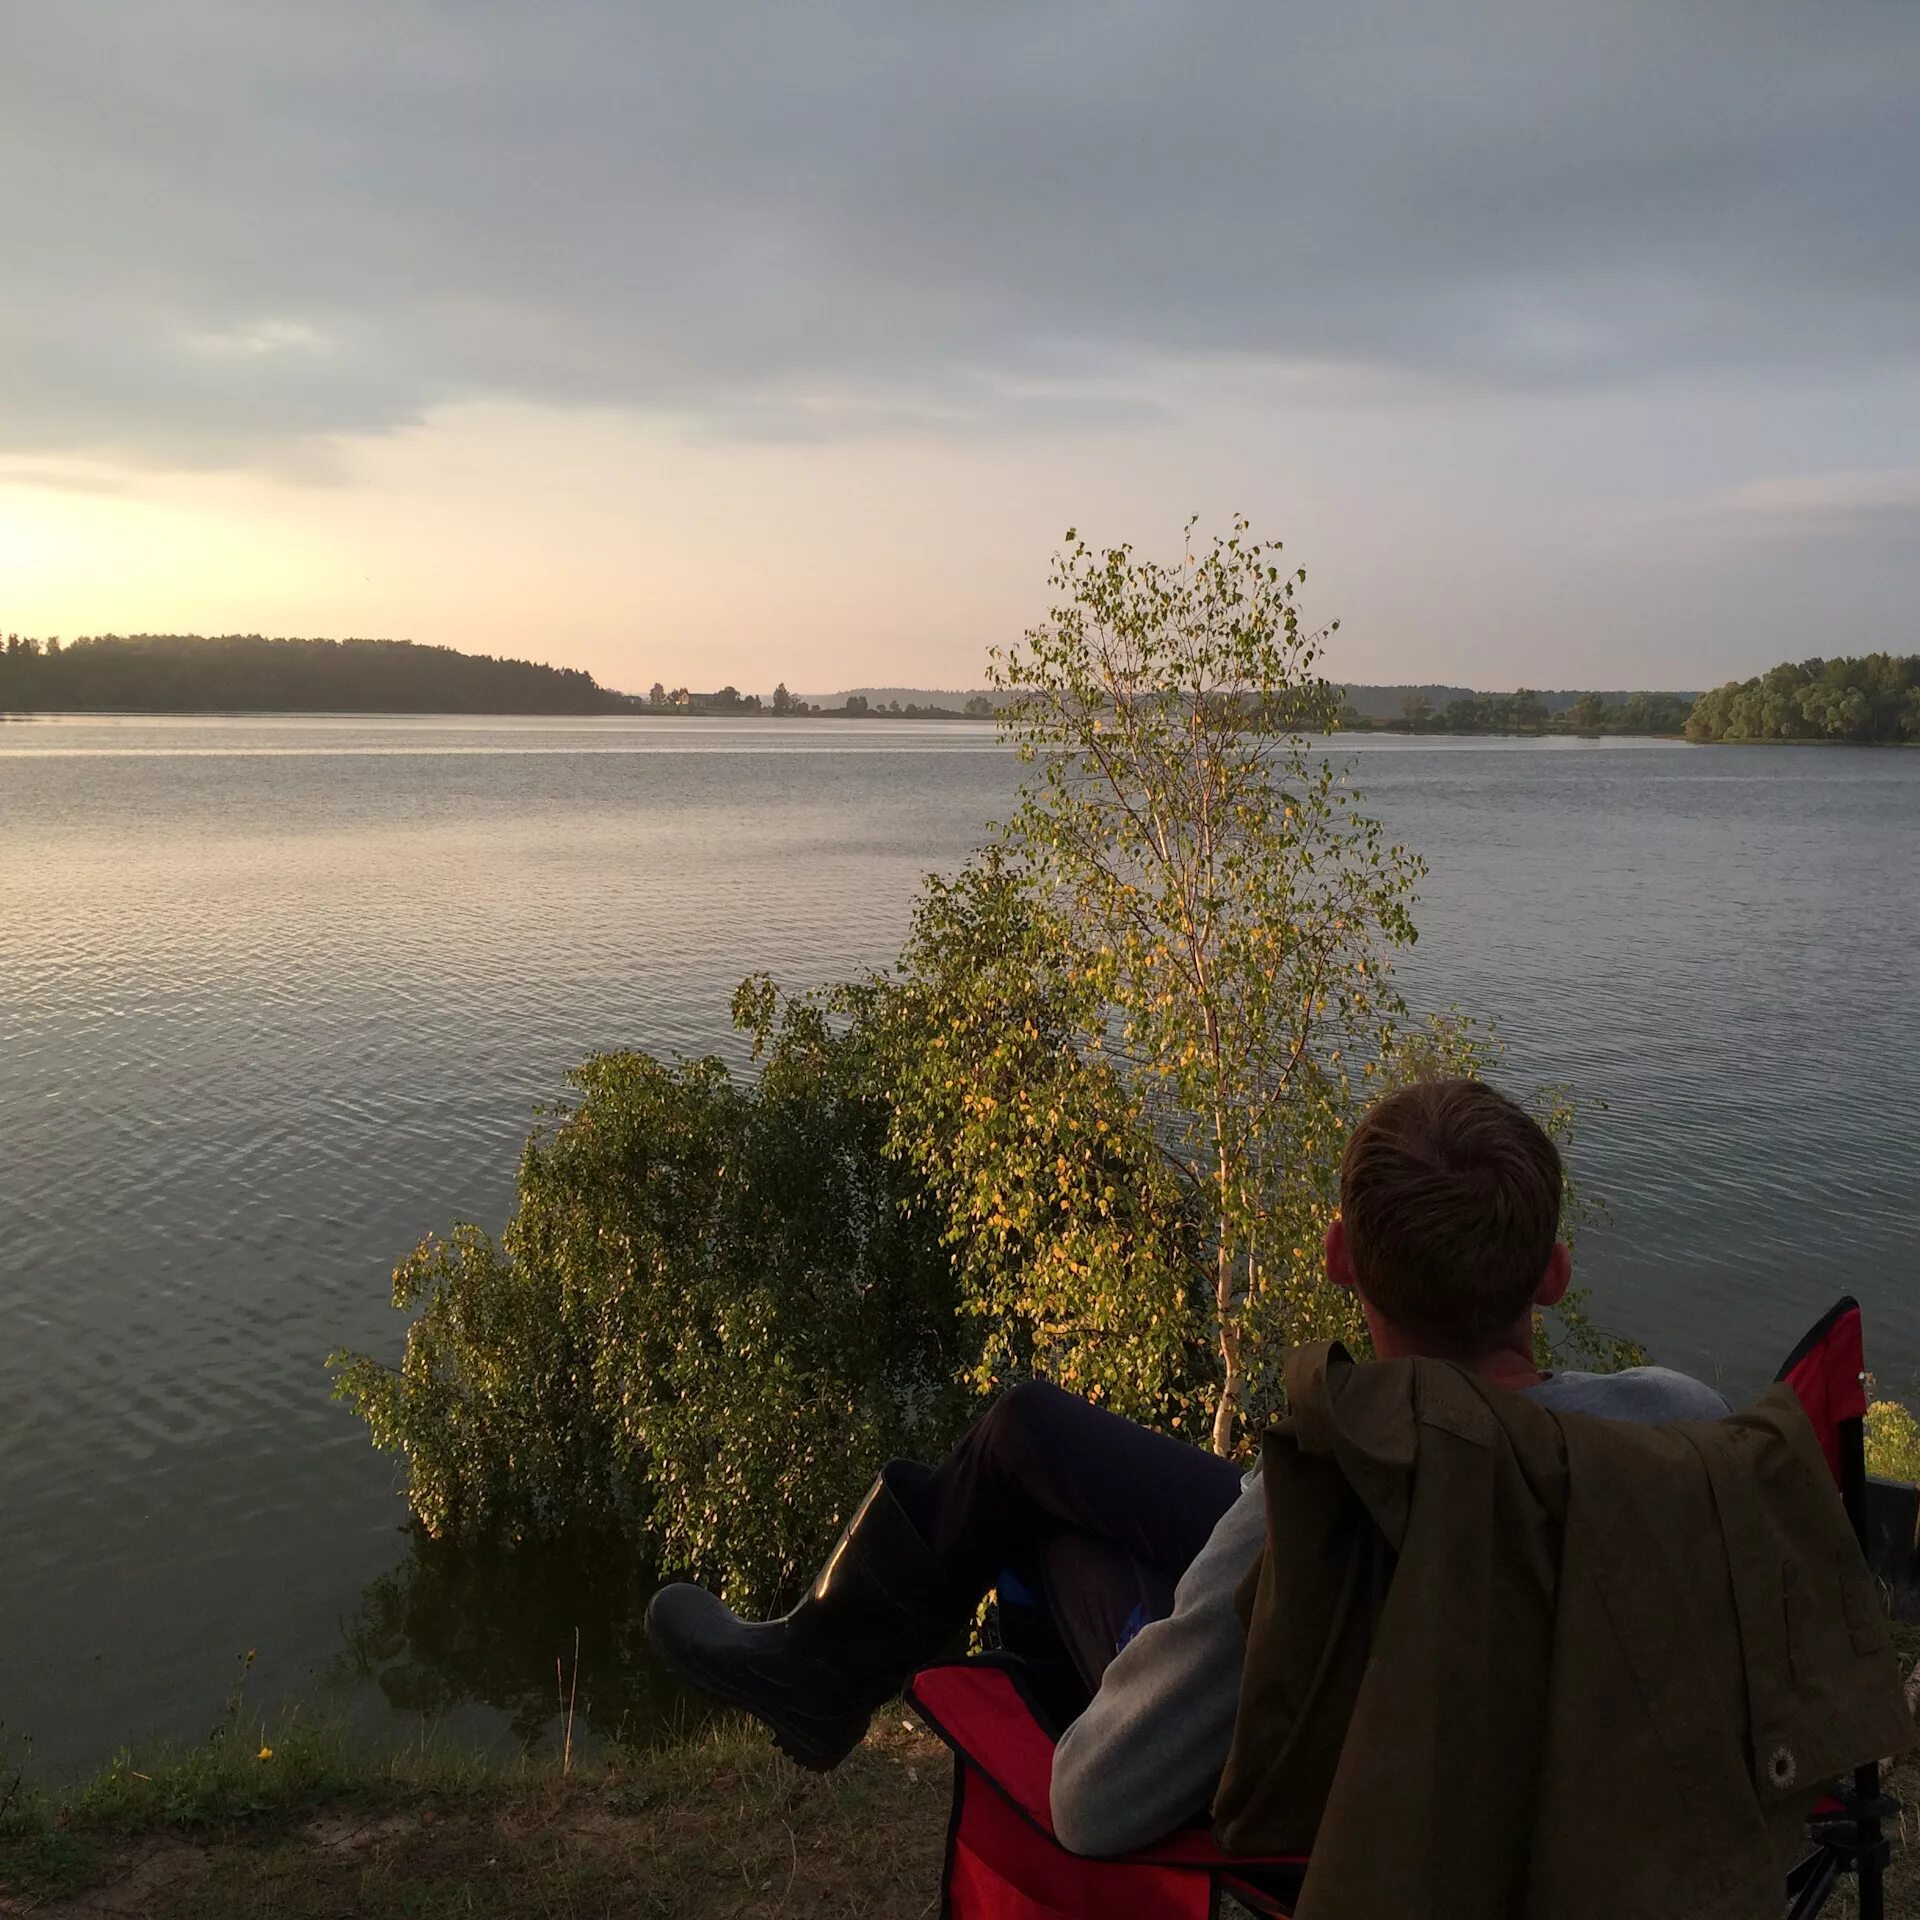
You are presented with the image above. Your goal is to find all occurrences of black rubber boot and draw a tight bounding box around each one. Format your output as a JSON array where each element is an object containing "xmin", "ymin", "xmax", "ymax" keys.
[{"xmin": 645, "ymin": 1463, "xmax": 969, "ymax": 1771}]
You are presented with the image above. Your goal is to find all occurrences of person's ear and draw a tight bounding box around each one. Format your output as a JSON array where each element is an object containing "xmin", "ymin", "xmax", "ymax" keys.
[
  {"xmin": 1326, "ymin": 1215, "xmax": 1358, "ymax": 1291},
  {"xmin": 1533, "ymin": 1242, "xmax": 1572, "ymax": 1309}
]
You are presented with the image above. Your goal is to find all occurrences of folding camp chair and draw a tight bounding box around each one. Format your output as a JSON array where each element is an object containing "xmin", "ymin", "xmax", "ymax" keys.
[{"xmin": 907, "ymin": 1295, "xmax": 1903, "ymax": 1920}]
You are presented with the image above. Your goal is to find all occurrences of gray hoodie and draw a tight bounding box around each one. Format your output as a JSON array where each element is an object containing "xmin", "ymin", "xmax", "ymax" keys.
[{"xmin": 1048, "ymin": 1365, "xmax": 1732, "ymax": 1857}]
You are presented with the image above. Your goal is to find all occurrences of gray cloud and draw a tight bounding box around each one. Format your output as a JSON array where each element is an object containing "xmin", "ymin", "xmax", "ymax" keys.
[
  {"xmin": 4, "ymin": 0, "xmax": 1917, "ymax": 470},
  {"xmin": 1703, "ymin": 470, "xmax": 1920, "ymax": 566},
  {"xmin": 1724, "ymin": 470, "xmax": 1920, "ymax": 521}
]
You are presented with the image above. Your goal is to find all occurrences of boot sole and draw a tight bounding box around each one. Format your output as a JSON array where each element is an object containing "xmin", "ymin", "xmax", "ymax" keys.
[{"xmin": 647, "ymin": 1610, "xmax": 869, "ymax": 1772}]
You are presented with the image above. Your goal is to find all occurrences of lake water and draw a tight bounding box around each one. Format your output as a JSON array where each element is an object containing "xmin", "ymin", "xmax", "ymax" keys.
[{"xmin": 3, "ymin": 713, "xmax": 1917, "ymax": 1774}]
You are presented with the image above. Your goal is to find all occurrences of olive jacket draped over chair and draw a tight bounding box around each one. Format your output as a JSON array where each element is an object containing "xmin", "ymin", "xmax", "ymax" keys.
[{"xmin": 1213, "ymin": 1342, "xmax": 1913, "ymax": 1920}]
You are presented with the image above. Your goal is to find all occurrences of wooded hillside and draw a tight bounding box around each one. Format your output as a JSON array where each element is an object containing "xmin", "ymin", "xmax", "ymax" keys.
[{"xmin": 0, "ymin": 632, "xmax": 626, "ymax": 714}]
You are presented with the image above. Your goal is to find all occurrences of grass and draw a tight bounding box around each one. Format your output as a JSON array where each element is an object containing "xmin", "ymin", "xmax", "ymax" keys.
[
  {"xmin": 8, "ymin": 1643, "xmax": 1920, "ymax": 1918},
  {"xmin": 0, "ymin": 1708, "xmax": 951, "ymax": 1919}
]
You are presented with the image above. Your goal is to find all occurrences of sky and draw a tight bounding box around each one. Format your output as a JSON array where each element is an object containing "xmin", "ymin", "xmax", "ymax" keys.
[{"xmin": 3, "ymin": 1, "xmax": 1916, "ymax": 696}]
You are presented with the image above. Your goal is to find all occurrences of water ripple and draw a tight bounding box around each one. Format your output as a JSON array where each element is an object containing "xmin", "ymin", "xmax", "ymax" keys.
[{"xmin": 2, "ymin": 719, "xmax": 1917, "ymax": 1769}]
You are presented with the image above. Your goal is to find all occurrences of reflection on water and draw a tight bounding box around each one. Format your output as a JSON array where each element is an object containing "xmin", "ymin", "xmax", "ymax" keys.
[{"xmin": 335, "ymin": 1533, "xmax": 708, "ymax": 1755}]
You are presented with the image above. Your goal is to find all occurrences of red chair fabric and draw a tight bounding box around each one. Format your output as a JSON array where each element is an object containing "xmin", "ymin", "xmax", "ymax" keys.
[
  {"xmin": 1775, "ymin": 1295, "xmax": 1867, "ymax": 1482},
  {"xmin": 907, "ymin": 1659, "xmax": 1305, "ymax": 1918},
  {"xmin": 909, "ymin": 1297, "xmax": 1884, "ymax": 1920}
]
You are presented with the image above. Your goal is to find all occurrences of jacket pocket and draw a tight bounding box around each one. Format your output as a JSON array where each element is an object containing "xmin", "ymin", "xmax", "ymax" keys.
[{"xmin": 1778, "ymin": 1556, "xmax": 1805, "ymax": 1691}]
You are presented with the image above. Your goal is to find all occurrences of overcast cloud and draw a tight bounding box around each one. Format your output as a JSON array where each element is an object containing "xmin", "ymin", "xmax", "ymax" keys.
[
  {"xmin": 6, "ymin": 0, "xmax": 1917, "ymax": 468},
  {"xmin": 3, "ymin": 1, "xmax": 1917, "ymax": 688}
]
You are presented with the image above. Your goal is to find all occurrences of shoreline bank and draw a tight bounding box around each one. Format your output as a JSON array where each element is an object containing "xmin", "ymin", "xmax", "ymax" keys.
[
  {"xmin": 9, "ymin": 1682, "xmax": 1920, "ymax": 1919},
  {"xmin": 1, "ymin": 1710, "xmax": 950, "ymax": 1919}
]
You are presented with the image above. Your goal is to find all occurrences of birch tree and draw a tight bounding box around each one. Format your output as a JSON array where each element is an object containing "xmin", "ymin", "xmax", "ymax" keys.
[{"xmin": 986, "ymin": 519, "xmax": 1424, "ymax": 1453}]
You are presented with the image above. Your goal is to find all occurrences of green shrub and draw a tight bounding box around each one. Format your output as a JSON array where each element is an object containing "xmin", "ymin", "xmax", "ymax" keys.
[
  {"xmin": 1867, "ymin": 1398, "xmax": 1920, "ymax": 1482},
  {"xmin": 331, "ymin": 991, "xmax": 976, "ymax": 1610}
]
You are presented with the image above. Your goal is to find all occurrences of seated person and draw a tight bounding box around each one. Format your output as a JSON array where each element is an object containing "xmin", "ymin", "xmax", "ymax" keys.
[{"xmin": 646, "ymin": 1076, "xmax": 1729, "ymax": 1856}]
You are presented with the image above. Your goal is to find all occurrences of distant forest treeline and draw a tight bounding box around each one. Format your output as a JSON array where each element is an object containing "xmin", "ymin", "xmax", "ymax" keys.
[
  {"xmin": 0, "ymin": 632, "xmax": 624, "ymax": 714},
  {"xmin": 0, "ymin": 634, "xmax": 976, "ymax": 719},
  {"xmin": 1684, "ymin": 654, "xmax": 1920, "ymax": 744},
  {"xmin": 1348, "ymin": 687, "xmax": 1694, "ymax": 737},
  {"xmin": 813, "ymin": 684, "xmax": 1694, "ymax": 724},
  {"xmin": 4, "ymin": 633, "xmax": 1914, "ymax": 742},
  {"xmin": 815, "ymin": 683, "xmax": 1700, "ymax": 734}
]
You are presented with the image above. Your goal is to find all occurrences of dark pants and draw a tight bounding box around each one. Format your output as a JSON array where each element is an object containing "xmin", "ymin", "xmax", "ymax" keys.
[{"xmin": 899, "ymin": 1380, "xmax": 1244, "ymax": 1714}]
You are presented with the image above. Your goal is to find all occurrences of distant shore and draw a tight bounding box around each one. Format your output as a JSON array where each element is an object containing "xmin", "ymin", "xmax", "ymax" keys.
[
  {"xmin": 0, "ymin": 706, "xmax": 1002, "ymax": 721},
  {"xmin": 7, "ymin": 633, "xmax": 1917, "ymax": 743}
]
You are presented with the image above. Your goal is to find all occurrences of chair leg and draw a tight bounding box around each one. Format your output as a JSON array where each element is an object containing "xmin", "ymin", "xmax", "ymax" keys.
[
  {"xmin": 1858, "ymin": 1853, "xmax": 1884, "ymax": 1920},
  {"xmin": 1790, "ymin": 1769, "xmax": 1897, "ymax": 1920},
  {"xmin": 1785, "ymin": 1851, "xmax": 1839, "ymax": 1920}
]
